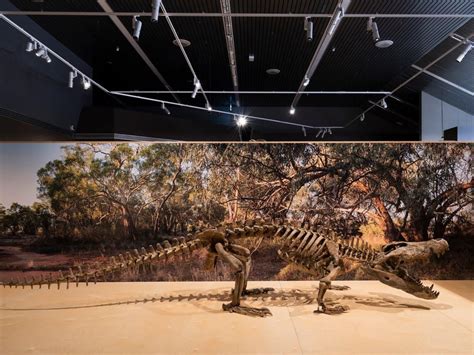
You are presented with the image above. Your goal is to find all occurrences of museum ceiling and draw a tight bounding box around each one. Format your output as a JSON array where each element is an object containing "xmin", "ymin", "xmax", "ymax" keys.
[{"xmin": 2, "ymin": 0, "xmax": 473, "ymax": 137}]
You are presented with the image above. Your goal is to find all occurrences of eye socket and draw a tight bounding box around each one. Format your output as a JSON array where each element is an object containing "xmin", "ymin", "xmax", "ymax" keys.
[{"xmin": 384, "ymin": 276, "xmax": 390, "ymax": 280}]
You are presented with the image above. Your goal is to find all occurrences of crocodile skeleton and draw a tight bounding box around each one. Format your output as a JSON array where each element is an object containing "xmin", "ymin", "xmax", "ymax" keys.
[{"xmin": 2, "ymin": 223, "xmax": 449, "ymax": 317}]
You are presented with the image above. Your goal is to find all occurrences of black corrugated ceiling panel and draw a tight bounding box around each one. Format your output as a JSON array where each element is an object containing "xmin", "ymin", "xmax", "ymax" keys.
[
  {"xmin": 307, "ymin": 16, "xmax": 468, "ymax": 93},
  {"xmin": 234, "ymin": 17, "xmax": 329, "ymax": 93},
  {"xmin": 109, "ymin": 0, "xmax": 222, "ymax": 13},
  {"xmin": 231, "ymin": 0, "xmax": 338, "ymax": 13},
  {"xmin": 349, "ymin": 0, "xmax": 474, "ymax": 14},
  {"xmin": 8, "ymin": 0, "xmax": 103, "ymax": 12}
]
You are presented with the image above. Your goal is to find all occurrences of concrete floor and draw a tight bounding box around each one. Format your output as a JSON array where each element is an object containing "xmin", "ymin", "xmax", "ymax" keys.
[{"xmin": 0, "ymin": 280, "xmax": 472, "ymax": 354}]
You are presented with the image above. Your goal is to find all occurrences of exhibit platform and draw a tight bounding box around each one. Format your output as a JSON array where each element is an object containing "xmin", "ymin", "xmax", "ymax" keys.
[{"xmin": 1, "ymin": 280, "xmax": 472, "ymax": 354}]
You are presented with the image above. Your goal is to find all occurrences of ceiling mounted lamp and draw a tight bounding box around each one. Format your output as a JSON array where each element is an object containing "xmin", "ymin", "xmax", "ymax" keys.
[
  {"xmin": 289, "ymin": 106, "xmax": 296, "ymax": 115},
  {"xmin": 304, "ymin": 17, "xmax": 314, "ymax": 42},
  {"xmin": 35, "ymin": 46, "xmax": 45, "ymax": 57},
  {"xmin": 81, "ymin": 75, "xmax": 91, "ymax": 90},
  {"xmin": 380, "ymin": 98, "xmax": 388, "ymax": 109},
  {"xmin": 303, "ymin": 75, "xmax": 310, "ymax": 87},
  {"xmin": 236, "ymin": 115, "xmax": 248, "ymax": 127},
  {"xmin": 367, "ymin": 17, "xmax": 393, "ymax": 49},
  {"xmin": 25, "ymin": 41, "xmax": 35, "ymax": 52},
  {"xmin": 456, "ymin": 41, "xmax": 473, "ymax": 63},
  {"xmin": 191, "ymin": 77, "xmax": 201, "ymax": 99},
  {"xmin": 132, "ymin": 16, "xmax": 142, "ymax": 40},
  {"xmin": 161, "ymin": 102, "xmax": 170, "ymax": 115},
  {"xmin": 68, "ymin": 70, "xmax": 77, "ymax": 89},
  {"xmin": 206, "ymin": 102, "xmax": 212, "ymax": 111},
  {"xmin": 151, "ymin": 0, "xmax": 162, "ymax": 23},
  {"xmin": 360, "ymin": 113, "xmax": 365, "ymax": 122},
  {"xmin": 302, "ymin": 126, "xmax": 307, "ymax": 137}
]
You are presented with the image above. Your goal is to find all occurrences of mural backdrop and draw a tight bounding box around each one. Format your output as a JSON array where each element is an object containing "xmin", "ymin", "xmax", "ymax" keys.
[{"xmin": 0, "ymin": 143, "xmax": 472, "ymax": 282}]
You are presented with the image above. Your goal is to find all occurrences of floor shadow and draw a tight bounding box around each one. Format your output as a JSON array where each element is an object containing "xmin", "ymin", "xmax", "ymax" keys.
[{"xmin": 0, "ymin": 288, "xmax": 450, "ymax": 313}]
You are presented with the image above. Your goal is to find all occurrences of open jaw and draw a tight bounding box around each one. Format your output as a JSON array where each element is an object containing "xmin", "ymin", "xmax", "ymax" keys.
[{"xmin": 363, "ymin": 239, "xmax": 449, "ymax": 300}]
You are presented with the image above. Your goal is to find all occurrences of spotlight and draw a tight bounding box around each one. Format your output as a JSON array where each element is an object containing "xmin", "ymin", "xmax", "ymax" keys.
[
  {"xmin": 360, "ymin": 113, "xmax": 365, "ymax": 122},
  {"xmin": 302, "ymin": 126, "xmax": 307, "ymax": 137},
  {"xmin": 206, "ymin": 102, "xmax": 212, "ymax": 111},
  {"xmin": 321, "ymin": 128, "xmax": 326, "ymax": 138},
  {"xmin": 35, "ymin": 47, "xmax": 45, "ymax": 57},
  {"xmin": 380, "ymin": 98, "xmax": 388, "ymax": 109},
  {"xmin": 328, "ymin": 128, "xmax": 332, "ymax": 135},
  {"xmin": 368, "ymin": 17, "xmax": 393, "ymax": 48},
  {"xmin": 82, "ymin": 76, "xmax": 91, "ymax": 90},
  {"xmin": 43, "ymin": 51, "xmax": 52, "ymax": 63},
  {"xmin": 456, "ymin": 42, "xmax": 473, "ymax": 63},
  {"xmin": 151, "ymin": 0, "xmax": 162, "ymax": 23},
  {"xmin": 68, "ymin": 71, "xmax": 77, "ymax": 89},
  {"xmin": 328, "ymin": 7, "xmax": 343, "ymax": 36},
  {"xmin": 132, "ymin": 16, "xmax": 142, "ymax": 40},
  {"xmin": 315, "ymin": 128, "xmax": 323, "ymax": 138},
  {"xmin": 26, "ymin": 41, "xmax": 35, "ymax": 52},
  {"xmin": 236, "ymin": 115, "xmax": 248, "ymax": 127},
  {"xmin": 161, "ymin": 102, "xmax": 170, "ymax": 115},
  {"xmin": 289, "ymin": 106, "xmax": 296, "ymax": 115},
  {"xmin": 192, "ymin": 78, "xmax": 201, "ymax": 99},
  {"xmin": 305, "ymin": 17, "xmax": 314, "ymax": 42},
  {"xmin": 303, "ymin": 75, "xmax": 310, "ymax": 87}
]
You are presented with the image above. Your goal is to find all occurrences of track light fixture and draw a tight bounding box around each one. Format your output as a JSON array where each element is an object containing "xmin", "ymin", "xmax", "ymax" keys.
[
  {"xmin": 26, "ymin": 41, "xmax": 35, "ymax": 52},
  {"xmin": 360, "ymin": 113, "xmax": 365, "ymax": 122},
  {"xmin": 236, "ymin": 115, "xmax": 248, "ymax": 127},
  {"xmin": 81, "ymin": 75, "xmax": 91, "ymax": 90},
  {"xmin": 380, "ymin": 98, "xmax": 388, "ymax": 109},
  {"xmin": 151, "ymin": 0, "xmax": 162, "ymax": 23},
  {"xmin": 35, "ymin": 46, "xmax": 45, "ymax": 57},
  {"xmin": 302, "ymin": 126, "xmax": 307, "ymax": 137},
  {"xmin": 367, "ymin": 17, "xmax": 393, "ymax": 48},
  {"xmin": 329, "ymin": 7, "xmax": 343, "ymax": 36},
  {"xmin": 206, "ymin": 102, "xmax": 212, "ymax": 111},
  {"xmin": 161, "ymin": 102, "xmax": 170, "ymax": 115},
  {"xmin": 289, "ymin": 106, "xmax": 296, "ymax": 115},
  {"xmin": 68, "ymin": 70, "xmax": 77, "ymax": 89},
  {"xmin": 192, "ymin": 78, "xmax": 201, "ymax": 99},
  {"xmin": 304, "ymin": 17, "xmax": 314, "ymax": 42},
  {"xmin": 315, "ymin": 128, "xmax": 323, "ymax": 138},
  {"xmin": 303, "ymin": 75, "xmax": 310, "ymax": 87},
  {"xmin": 132, "ymin": 16, "xmax": 142, "ymax": 40},
  {"xmin": 456, "ymin": 42, "xmax": 473, "ymax": 63}
]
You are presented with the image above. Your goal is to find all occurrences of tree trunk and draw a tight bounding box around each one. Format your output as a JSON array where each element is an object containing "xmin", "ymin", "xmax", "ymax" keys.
[
  {"xmin": 121, "ymin": 205, "xmax": 137, "ymax": 240},
  {"xmin": 372, "ymin": 195, "xmax": 403, "ymax": 241}
]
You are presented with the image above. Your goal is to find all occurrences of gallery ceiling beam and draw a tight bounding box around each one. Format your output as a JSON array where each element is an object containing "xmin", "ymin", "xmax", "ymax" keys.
[
  {"xmin": 289, "ymin": 0, "xmax": 353, "ymax": 114},
  {"xmin": 220, "ymin": 0, "xmax": 240, "ymax": 107},
  {"xmin": 111, "ymin": 92, "xmax": 344, "ymax": 130},
  {"xmin": 411, "ymin": 65, "xmax": 474, "ymax": 96},
  {"xmin": 0, "ymin": 11, "xmax": 472, "ymax": 19},
  {"xmin": 113, "ymin": 90, "xmax": 392, "ymax": 95},
  {"xmin": 96, "ymin": 0, "xmax": 180, "ymax": 103},
  {"xmin": 345, "ymin": 32, "xmax": 474, "ymax": 128}
]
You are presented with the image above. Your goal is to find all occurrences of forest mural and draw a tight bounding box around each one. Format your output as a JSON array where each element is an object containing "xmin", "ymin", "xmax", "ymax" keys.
[{"xmin": 0, "ymin": 143, "xmax": 472, "ymax": 282}]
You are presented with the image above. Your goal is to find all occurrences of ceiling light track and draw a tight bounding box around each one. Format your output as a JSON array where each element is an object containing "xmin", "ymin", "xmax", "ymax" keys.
[
  {"xmin": 345, "ymin": 31, "xmax": 474, "ymax": 128},
  {"xmin": 0, "ymin": 14, "xmax": 107, "ymax": 93},
  {"xmin": 96, "ymin": 0, "xmax": 180, "ymax": 103},
  {"xmin": 111, "ymin": 92, "xmax": 343, "ymax": 131},
  {"xmin": 220, "ymin": 0, "xmax": 240, "ymax": 107},
  {"xmin": 113, "ymin": 90, "xmax": 393, "ymax": 95},
  {"xmin": 2, "ymin": 13, "xmax": 341, "ymax": 133},
  {"xmin": 160, "ymin": 3, "xmax": 212, "ymax": 111},
  {"xmin": 1, "ymin": 11, "xmax": 472, "ymax": 19},
  {"xmin": 289, "ymin": 0, "xmax": 353, "ymax": 116}
]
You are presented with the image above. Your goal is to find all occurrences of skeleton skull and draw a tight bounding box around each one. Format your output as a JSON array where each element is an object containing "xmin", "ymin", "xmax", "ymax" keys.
[{"xmin": 363, "ymin": 239, "xmax": 449, "ymax": 299}]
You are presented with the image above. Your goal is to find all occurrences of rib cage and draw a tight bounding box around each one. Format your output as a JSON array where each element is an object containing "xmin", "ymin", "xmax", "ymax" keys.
[{"xmin": 224, "ymin": 224, "xmax": 378, "ymax": 275}]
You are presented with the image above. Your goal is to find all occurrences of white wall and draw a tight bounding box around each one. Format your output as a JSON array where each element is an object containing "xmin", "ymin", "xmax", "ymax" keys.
[{"xmin": 421, "ymin": 91, "xmax": 473, "ymax": 141}]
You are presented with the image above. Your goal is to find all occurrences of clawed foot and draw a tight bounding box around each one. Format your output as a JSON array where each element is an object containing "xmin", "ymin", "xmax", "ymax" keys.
[
  {"xmin": 242, "ymin": 287, "xmax": 275, "ymax": 296},
  {"xmin": 329, "ymin": 285, "xmax": 350, "ymax": 291},
  {"xmin": 222, "ymin": 303, "xmax": 272, "ymax": 317},
  {"xmin": 314, "ymin": 304, "xmax": 349, "ymax": 315}
]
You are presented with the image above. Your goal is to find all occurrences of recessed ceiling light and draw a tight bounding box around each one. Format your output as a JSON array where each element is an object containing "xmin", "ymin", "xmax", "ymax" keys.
[
  {"xmin": 173, "ymin": 39, "xmax": 191, "ymax": 47},
  {"xmin": 266, "ymin": 68, "xmax": 280, "ymax": 75}
]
